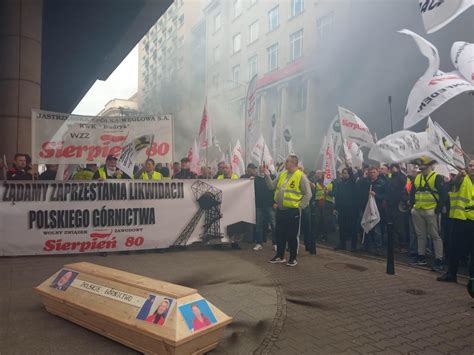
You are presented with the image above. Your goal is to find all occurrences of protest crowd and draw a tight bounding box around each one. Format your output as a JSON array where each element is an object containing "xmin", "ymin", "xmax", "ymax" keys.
[{"xmin": 2, "ymin": 147, "xmax": 473, "ymax": 281}]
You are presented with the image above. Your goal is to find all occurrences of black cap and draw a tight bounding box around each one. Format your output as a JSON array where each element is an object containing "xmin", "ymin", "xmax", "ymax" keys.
[
  {"xmin": 106, "ymin": 155, "xmax": 118, "ymax": 161},
  {"xmin": 247, "ymin": 163, "xmax": 257, "ymax": 169}
]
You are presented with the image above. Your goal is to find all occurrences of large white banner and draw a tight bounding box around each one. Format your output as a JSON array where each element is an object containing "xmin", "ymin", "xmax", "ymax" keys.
[
  {"xmin": 338, "ymin": 106, "xmax": 374, "ymax": 148},
  {"xmin": 399, "ymin": 29, "xmax": 440, "ymax": 129},
  {"xmin": 451, "ymin": 41, "xmax": 474, "ymax": 84},
  {"xmin": 404, "ymin": 70, "xmax": 474, "ymax": 129},
  {"xmin": 322, "ymin": 135, "xmax": 336, "ymax": 186},
  {"xmin": 327, "ymin": 115, "xmax": 343, "ymax": 158},
  {"xmin": 419, "ymin": 0, "xmax": 472, "ymax": 34},
  {"xmin": 32, "ymin": 110, "xmax": 173, "ymax": 164},
  {"xmin": 0, "ymin": 180, "xmax": 255, "ymax": 256},
  {"xmin": 368, "ymin": 130, "xmax": 430, "ymax": 163}
]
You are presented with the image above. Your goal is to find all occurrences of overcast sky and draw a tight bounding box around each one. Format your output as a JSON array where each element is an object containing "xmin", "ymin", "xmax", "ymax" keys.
[{"xmin": 72, "ymin": 45, "xmax": 138, "ymax": 115}]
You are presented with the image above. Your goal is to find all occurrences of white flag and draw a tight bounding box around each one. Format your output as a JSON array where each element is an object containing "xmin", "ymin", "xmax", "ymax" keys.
[
  {"xmin": 190, "ymin": 139, "xmax": 201, "ymax": 175},
  {"xmin": 368, "ymin": 130, "xmax": 430, "ymax": 163},
  {"xmin": 263, "ymin": 143, "xmax": 276, "ymax": 173},
  {"xmin": 327, "ymin": 115, "xmax": 343, "ymax": 157},
  {"xmin": 426, "ymin": 117, "xmax": 455, "ymax": 166},
  {"xmin": 432, "ymin": 120, "xmax": 465, "ymax": 168},
  {"xmin": 322, "ymin": 135, "xmax": 336, "ymax": 186},
  {"xmin": 404, "ymin": 70, "xmax": 474, "ymax": 129},
  {"xmin": 117, "ymin": 134, "xmax": 154, "ymax": 178},
  {"xmin": 231, "ymin": 140, "xmax": 245, "ymax": 177},
  {"xmin": 343, "ymin": 140, "xmax": 364, "ymax": 168},
  {"xmin": 451, "ymin": 41, "xmax": 474, "ymax": 84},
  {"xmin": 245, "ymin": 74, "xmax": 259, "ymax": 158},
  {"xmin": 361, "ymin": 195, "xmax": 380, "ymax": 234},
  {"xmin": 338, "ymin": 106, "xmax": 375, "ymax": 148},
  {"xmin": 419, "ymin": 0, "xmax": 473, "ymax": 34},
  {"xmin": 453, "ymin": 137, "xmax": 465, "ymax": 168},
  {"xmin": 399, "ymin": 29, "xmax": 440, "ymax": 128},
  {"xmin": 250, "ymin": 135, "xmax": 265, "ymax": 163}
]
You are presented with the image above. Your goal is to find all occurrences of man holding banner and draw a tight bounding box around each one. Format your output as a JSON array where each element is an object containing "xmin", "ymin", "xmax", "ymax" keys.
[{"xmin": 94, "ymin": 155, "xmax": 130, "ymax": 180}]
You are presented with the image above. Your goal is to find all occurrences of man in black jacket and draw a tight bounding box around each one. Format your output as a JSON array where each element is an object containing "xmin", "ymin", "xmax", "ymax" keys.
[
  {"xmin": 333, "ymin": 164, "xmax": 357, "ymax": 250},
  {"xmin": 7, "ymin": 153, "xmax": 33, "ymax": 180},
  {"xmin": 174, "ymin": 158, "xmax": 197, "ymax": 179},
  {"xmin": 362, "ymin": 166, "xmax": 388, "ymax": 253},
  {"xmin": 387, "ymin": 164, "xmax": 409, "ymax": 250}
]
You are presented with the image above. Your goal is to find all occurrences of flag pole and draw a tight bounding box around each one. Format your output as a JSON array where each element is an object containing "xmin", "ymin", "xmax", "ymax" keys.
[{"xmin": 388, "ymin": 96, "xmax": 394, "ymax": 134}]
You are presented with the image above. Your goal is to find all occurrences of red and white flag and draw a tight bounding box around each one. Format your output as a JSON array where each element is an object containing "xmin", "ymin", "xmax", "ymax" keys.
[
  {"xmin": 322, "ymin": 135, "xmax": 336, "ymax": 186},
  {"xmin": 231, "ymin": 140, "xmax": 245, "ymax": 177},
  {"xmin": 338, "ymin": 106, "xmax": 375, "ymax": 148},
  {"xmin": 188, "ymin": 139, "xmax": 201, "ymax": 175},
  {"xmin": 198, "ymin": 98, "xmax": 212, "ymax": 149},
  {"xmin": 451, "ymin": 41, "xmax": 474, "ymax": 84}
]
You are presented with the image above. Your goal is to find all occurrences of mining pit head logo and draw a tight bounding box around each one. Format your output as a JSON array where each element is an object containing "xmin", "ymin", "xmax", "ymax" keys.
[
  {"xmin": 289, "ymin": 181, "xmax": 296, "ymax": 188},
  {"xmin": 283, "ymin": 129, "xmax": 292, "ymax": 142}
]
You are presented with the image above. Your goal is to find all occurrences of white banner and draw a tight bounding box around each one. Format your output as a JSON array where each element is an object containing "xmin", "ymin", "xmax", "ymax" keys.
[
  {"xmin": 361, "ymin": 195, "xmax": 380, "ymax": 234},
  {"xmin": 117, "ymin": 134, "xmax": 154, "ymax": 178},
  {"xmin": 0, "ymin": 180, "xmax": 255, "ymax": 256},
  {"xmin": 245, "ymin": 75, "xmax": 258, "ymax": 159},
  {"xmin": 338, "ymin": 106, "xmax": 374, "ymax": 148},
  {"xmin": 399, "ymin": 29, "xmax": 440, "ymax": 129},
  {"xmin": 32, "ymin": 110, "xmax": 173, "ymax": 165},
  {"xmin": 368, "ymin": 130, "xmax": 430, "ymax": 163},
  {"xmin": 404, "ymin": 70, "xmax": 474, "ymax": 129},
  {"xmin": 451, "ymin": 41, "xmax": 474, "ymax": 84},
  {"xmin": 419, "ymin": 0, "xmax": 473, "ymax": 34}
]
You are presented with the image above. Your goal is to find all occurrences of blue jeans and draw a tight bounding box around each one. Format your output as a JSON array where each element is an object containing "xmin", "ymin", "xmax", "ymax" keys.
[{"xmin": 256, "ymin": 207, "xmax": 276, "ymax": 244}]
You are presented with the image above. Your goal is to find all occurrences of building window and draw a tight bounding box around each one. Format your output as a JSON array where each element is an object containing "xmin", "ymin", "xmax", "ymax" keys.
[
  {"xmin": 290, "ymin": 29, "xmax": 303, "ymax": 61},
  {"xmin": 249, "ymin": 20, "xmax": 259, "ymax": 44},
  {"xmin": 248, "ymin": 55, "xmax": 258, "ymax": 79},
  {"xmin": 291, "ymin": 0, "xmax": 304, "ymax": 17},
  {"xmin": 295, "ymin": 83, "xmax": 307, "ymax": 111},
  {"xmin": 214, "ymin": 13, "xmax": 221, "ymax": 32},
  {"xmin": 178, "ymin": 14, "xmax": 184, "ymax": 27},
  {"xmin": 267, "ymin": 43, "xmax": 278, "ymax": 72},
  {"xmin": 233, "ymin": 0, "xmax": 242, "ymax": 18},
  {"xmin": 213, "ymin": 45, "xmax": 221, "ymax": 62},
  {"xmin": 316, "ymin": 11, "xmax": 334, "ymax": 39},
  {"xmin": 268, "ymin": 6, "xmax": 279, "ymax": 32},
  {"xmin": 233, "ymin": 33, "xmax": 241, "ymax": 53},
  {"xmin": 232, "ymin": 65, "xmax": 240, "ymax": 87}
]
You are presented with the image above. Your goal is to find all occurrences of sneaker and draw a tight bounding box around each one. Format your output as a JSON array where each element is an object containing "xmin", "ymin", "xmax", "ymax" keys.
[
  {"xmin": 253, "ymin": 244, "xmax": 263, "ymax": 251},
  {"xmin": 431, "ymin": 259, "xmax": 444, "ymax": 272},
  {"xmin": 416, "ymin": 256, "xmax": 427, "ymax": 266},
  {"xmin": 268, "ymin": 256, "xmax": 286, "ymax": 264},
  {"xmin": 286, "ymin": 259, "xmax": 298, "ymax": 267},
  {"xmin": 436, "ymin": 273, "xmax": 457, "ymax": 283}
]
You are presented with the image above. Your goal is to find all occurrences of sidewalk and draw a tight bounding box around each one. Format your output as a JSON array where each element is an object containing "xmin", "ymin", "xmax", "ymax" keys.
[{"xmin": 1, "ymin": 244, "xmax": 473, "ymax": 354}]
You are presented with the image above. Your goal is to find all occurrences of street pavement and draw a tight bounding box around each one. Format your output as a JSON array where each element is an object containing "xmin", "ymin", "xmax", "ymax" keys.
[{"xmin": 0, "ymin": 243, "xmax": 473, "ymax": 354}]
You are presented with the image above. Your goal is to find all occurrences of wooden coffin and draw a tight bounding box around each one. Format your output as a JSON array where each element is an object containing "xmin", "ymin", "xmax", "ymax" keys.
[{"xmin": 34, "ymin": 262, "xmax": 232, "ymax": 354}]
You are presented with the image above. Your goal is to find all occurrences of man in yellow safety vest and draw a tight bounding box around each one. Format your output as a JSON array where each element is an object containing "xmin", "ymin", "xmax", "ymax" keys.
[
  {"xmin": 217, "ymin": 163, "xmax": 239, "ymax": 180},
  {"xmin": 409, "ymin": 157, "xmax": 448, "ymax": 271},
  {"xmin": 438, "ymin": 160, "xmax": 474, "ymax": 283},
  {"xmin": 264, "ymin": 155, "xmax": 312, "ymax": 267},
  {"xmin": 93, "ymin": 155, "xmax": 130, "ymax": 180},
  {"xmin": 139, "ymin": 159, "xmax": 162, "ymax": 180}
]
